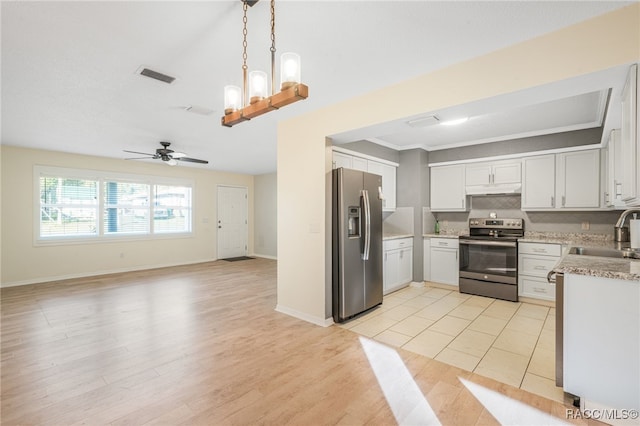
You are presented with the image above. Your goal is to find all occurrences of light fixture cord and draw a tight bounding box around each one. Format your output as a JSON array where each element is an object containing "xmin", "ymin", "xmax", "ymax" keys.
[
  {"xmin": 270, "ymin": 0, "xmax": 276, "ymax": 96},
  {"xmin": 242, "ymin": 0, "xmax": 249, "ymax": 107}
]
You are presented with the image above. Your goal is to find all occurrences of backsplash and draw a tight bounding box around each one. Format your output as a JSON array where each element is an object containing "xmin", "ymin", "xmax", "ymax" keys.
[{"xmin": 424, "ymin": 194, "xmax": 622, "ymax": 236}]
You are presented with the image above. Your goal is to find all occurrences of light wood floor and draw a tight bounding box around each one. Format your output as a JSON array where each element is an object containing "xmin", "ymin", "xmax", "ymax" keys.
[{"xmin": 1, "ymin": 258, "xmax": 601, "ymax": 425}]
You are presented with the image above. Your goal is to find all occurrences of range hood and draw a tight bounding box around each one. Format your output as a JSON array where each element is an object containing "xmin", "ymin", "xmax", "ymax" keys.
[{"xmin": 465, "ymin": 183, "xmax": 522, "ymax": 195}]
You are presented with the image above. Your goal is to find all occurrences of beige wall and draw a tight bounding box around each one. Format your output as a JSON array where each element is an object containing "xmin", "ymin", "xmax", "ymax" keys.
[
  {"xmin": 277, "ymin": 4, "xmax": 640, "ymax": 325},
  {"xmin": 1, "ymin": 146, "xmax": 254, "ymax": 286},
  {"xmin": 253, "ymin": 172, "xmax": 277, "ymax": 259}
]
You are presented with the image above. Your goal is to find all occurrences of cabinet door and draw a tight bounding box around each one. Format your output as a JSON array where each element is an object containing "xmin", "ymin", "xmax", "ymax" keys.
[
  {"xmin": 398, "ymin": 248, "xmax": 413, "ymax": 285},
  {"xmin": 621, "ymin": 64, "xmax": 638, "ymax": 204},
  {"xmin": 607, "ymin": 129, "xmax": 624, "ymax": 207},
  {"xmin": 423, "ymin": 238, "xmax": 430, "ymax": 281},
  {"xmin": 429, "ymin": 247, "xmax": 458, "ymax": 285},
  {"xmin": 430, "ymin": 165, "xmax": 466, "ymax": 211},
  {"xmin": 368, "ymin": 161, "xmax": 396, "ymax": 211},
  {"xmin": 383, "ymin": 249, "xmax": 400, "ymax": 293},
  {"xmin": 522, "ymin": 155, "xmax": 555, "ymax": 209},
  {"xmin": 493, "ymin": 161, "xmax": 521, "ymax": 184},
  {"xmin": 465, "ymin": 163, "xmax": 491, "ymax": 186},
  {"xmin": 557, "ymin": 150, "xmax": 600, "ymax": 208},
  {"xmin": 333, "ymin": 152, "xmax": 352, "ymax": 169},
  {"xmin": 352, "ymin": 156, "xmax": 368, "ymax": 172}
]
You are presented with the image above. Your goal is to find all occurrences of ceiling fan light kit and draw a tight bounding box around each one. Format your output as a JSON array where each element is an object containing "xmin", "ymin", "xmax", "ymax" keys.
[{"xmin": 221, "ymin": 0, "xmax": 308, "ymax": 128}]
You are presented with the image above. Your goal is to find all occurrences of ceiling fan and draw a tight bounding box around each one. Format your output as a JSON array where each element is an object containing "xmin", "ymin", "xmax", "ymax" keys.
[{"xmin": 124, "ymin": 141, "xmax": 208, "ymax": 166}]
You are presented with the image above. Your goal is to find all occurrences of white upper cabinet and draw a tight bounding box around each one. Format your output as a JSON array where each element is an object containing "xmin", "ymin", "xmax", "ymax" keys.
[
  {"xmin": 332, "ymin": 148, "xmax": 398, "ymax": 211},
  {"xmin": 466, "ymin": 160, "xmax": 521, "ymax": 186},
  {"xmin": 332, "ymin": 151, "xmax": 352, "ymax": 169},
  {"xmin": 605, "ymin": 129, "xmax": 625, "ymax": 208},
  {"xmin": 367, "ymin": 161, "xmax": 396, "ymax": 211},
  {"xmin": 620, "ymin": 64, "xmax": 639, "ymax": 206},
  {"xmin": 522, "ymin": 154, "xmax": 556, "ymax": 209},
  {"xmin": 430, "ymin": 164, "xmax": 466, "ymax": 211},
  {"xmin": 556, "ymin": 149, "xmax": 600, "ymax": 209},
  {"xmin": 522, "ymin": 150, "xmax": 600, "ymax": 210},
  {"xmin": 351, "ymin": 156, "xmax": 368, "ymax": 172},
  {"xmin": 465, "ymin": 163, "xmax": 493, "ymax": 186}
]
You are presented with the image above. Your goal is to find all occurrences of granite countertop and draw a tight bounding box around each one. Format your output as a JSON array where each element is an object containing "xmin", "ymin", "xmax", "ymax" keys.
[
  {"xmin": 518, "ymin": 231, "xmax": 616, "ymax": 247},
  {"xmin": 383, "ymin": 234, "xmax": 414, "ymax": 241},
  {"xmin": 553, "ymin": 254, "xmax": 640, "ymax": 281},
  {"xmin": 422, "ymin": 233, "xmax": 461, "ymax": 239}
]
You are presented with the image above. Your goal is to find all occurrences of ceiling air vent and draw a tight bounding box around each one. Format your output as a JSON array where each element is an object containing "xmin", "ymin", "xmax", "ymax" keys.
[{"xmin": 137, "ymin": 67, "xmax": 176, "ymax": 84}]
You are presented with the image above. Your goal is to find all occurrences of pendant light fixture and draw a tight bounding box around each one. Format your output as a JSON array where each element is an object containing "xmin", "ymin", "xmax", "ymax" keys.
[{"xmin": 222, "ymin": 0, "xmax": 309, "ymax": 127}]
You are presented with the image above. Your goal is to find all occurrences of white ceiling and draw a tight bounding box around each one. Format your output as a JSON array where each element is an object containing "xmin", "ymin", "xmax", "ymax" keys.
[{"xmin": 1, "ymin": 1, "xmax": 635, "ymax": 174}]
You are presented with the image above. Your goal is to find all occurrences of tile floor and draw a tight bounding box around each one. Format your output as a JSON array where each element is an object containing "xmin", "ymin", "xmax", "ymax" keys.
[{"xmin": 339, "ymin": 283, "xmax": 566, "ymax": 404}]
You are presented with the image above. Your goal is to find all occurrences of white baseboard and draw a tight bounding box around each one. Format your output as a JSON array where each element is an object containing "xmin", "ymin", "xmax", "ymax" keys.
[
  {"xmin": 251, "ymin": 253, "xmax": 277, "ymax": 260},
  {"xmin": 409, "ymin": 281, "xmax": 425, "ymax": 288},
  {"xmin": 275, "ymin": 304, "xmax": 333, "ymax": 327},
  {"xmin": 0, "ymin": 258, "xmax": 215, "ymax": 288}
]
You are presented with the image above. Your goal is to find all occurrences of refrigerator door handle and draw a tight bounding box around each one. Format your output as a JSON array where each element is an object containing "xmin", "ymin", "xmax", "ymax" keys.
[{"xmin": 362, "ymin": 189, "xmax": 371, "ymax": 260}]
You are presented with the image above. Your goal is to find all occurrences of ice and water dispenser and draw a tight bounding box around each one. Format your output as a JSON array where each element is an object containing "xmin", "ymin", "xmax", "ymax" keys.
[{"xmin": 347, "ymin": 207, "xmax": 361, "ymax": 238}]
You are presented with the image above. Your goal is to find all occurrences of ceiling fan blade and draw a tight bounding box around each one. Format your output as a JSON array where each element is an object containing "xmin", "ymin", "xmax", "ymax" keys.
[
  {"xmin": 123, "ymin": 150, "xmax": 155, "ymax": 156},
  {"xmin": 176, "ymin": 157, "xmax": 209, "ymax": 164},
  {"xmin": 125, "ymin": 156, "xmax": 155, "ymax": 160},
  {"xmin": 171, "ymin": 152, "xmax": 187, "ymax": 158}
]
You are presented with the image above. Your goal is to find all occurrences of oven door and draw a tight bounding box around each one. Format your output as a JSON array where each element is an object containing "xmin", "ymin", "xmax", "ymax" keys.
[{"xmin": 459, "ymin": 239, "xmax": 518, "ymax": 284}]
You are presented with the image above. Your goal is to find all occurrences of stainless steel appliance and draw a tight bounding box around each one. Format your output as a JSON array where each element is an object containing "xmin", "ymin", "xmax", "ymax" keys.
[
  {"xmin": 332, "ymin": 168, "xmax": 383, "ymax": 323},
  {"xmin": 459, "ymin": 218, "xmax": 524, "ymax": 302}
]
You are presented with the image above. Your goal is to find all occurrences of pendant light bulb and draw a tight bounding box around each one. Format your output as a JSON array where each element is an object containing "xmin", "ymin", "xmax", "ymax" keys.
[
  {"xmin": 249, "ymin": 70, "xmax": 268, "ymax": 104},
  {"xmin": 224, "ymin": 85, "xmax": 242, "ymax": 114},
  {"xmin": 280, "ymin": 52, "xmax": 300, "ymax": 90}
]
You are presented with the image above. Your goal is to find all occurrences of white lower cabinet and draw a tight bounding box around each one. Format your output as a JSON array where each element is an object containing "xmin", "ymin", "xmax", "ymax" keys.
[
  {"xmin": 429, "ymin": 238, "xmax": 459, "ymax": 286},
  {"xmin": 383, "ymin": 238, "xmax": 413, "ymax": 294},
  {"xmin": 518, "ymin": 242, "xmax": 562, "ymax": 301},
  {"xmin": 423, "ymin": 238, "xmax": 430, "ymax": 281}
]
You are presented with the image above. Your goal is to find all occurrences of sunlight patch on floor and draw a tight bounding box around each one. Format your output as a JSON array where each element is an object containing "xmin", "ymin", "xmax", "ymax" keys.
[
  {"xmin": 359, "ymin": 336, "xmax": 441, "ymax": 425},
  {"xmin": 459, "ymin": 377, "xmax": 570, "ymax": 426}
]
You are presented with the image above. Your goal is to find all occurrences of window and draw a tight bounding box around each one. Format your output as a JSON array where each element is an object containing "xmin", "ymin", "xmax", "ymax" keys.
[
  {"xmin": 39, "ymin": 176, "xmax": 99, "ymax": 237},
  {"xmin": 35, "ymin": 166, "xmax": 193, "ymax": 243}
]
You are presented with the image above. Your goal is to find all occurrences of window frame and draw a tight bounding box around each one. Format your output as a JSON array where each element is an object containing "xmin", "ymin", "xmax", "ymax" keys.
[{"xmin": 34, "ymin": 166, "xmax": 195, "ymax": 246}]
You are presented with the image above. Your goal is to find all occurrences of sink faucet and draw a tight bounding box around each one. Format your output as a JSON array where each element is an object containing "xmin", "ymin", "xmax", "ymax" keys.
[{"xmin": 615, "ymin": 208, "xmax": 640, "ymax": 228}]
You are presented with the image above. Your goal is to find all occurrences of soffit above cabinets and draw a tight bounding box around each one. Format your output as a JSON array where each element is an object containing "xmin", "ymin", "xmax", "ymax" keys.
[{"xmin": 330, "ymin": 64, "xmax": 631, "ymax": 152}]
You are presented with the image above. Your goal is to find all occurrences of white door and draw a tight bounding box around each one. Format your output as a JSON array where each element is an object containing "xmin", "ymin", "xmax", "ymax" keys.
[{"xmin": 217, "ymin": 186, "xmax": 248, "ymax": 259}]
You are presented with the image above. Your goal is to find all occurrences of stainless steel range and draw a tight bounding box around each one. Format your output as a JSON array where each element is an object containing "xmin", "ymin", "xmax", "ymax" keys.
[{"xmin": 458, "ymin": 218, "xmax": 524, "ymax": 302}]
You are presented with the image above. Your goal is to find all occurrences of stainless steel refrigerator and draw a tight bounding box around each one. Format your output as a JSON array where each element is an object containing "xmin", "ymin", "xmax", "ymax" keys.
[{"xmin": 332, "ymin": 167, "xmax": 383, "ymax": 323}]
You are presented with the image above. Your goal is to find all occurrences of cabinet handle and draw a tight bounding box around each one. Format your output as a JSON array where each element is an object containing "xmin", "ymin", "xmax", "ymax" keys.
[
  {"xmin": 533, "ymin": 287, "xmax": 546, "ymax": 293},
  {"xmin": 551, "ymin": 196, "xmax": 555, "ymax": 207},
  {"xmin": 532, "ymin": 248, "xmax": 546, "ymax": 253},
  {"xmin": 438, "ymin": 241, "xmax": 448, "ymax": 246},
  {"xmin": 384, "ymin": 253, "xmax": 387, "ymax": 261},
  {"xmin": 562, "ymin": 195, "xmax": 566, "ymax": 207},
  {"xmin": 533, "ymin": 265, "xmax": 547, "ymax": 270}
]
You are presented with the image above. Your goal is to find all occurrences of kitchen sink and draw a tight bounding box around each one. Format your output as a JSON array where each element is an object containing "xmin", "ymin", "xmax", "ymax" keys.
[{"xmin": 569, "ymin": 246, "xmax": 640, "ymax": 259}]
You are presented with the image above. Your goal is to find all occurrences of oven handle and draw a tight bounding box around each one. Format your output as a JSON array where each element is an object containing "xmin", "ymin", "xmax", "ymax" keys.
[{"xmin": 460, "ymin": 239, "xmax": 517, "ymax": 248}]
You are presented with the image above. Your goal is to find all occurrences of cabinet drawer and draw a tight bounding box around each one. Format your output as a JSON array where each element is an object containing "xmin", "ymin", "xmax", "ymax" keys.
[
  {"xmin": 384, "ymin": 237, "xmax": 413, "ymax": 251},
  {"xmin": 519, "ymin": 276, "xmax": 555, "ymax": 301},
  {"xmin": 519, "ymin": 255, "xmax": 560, "ymax": 277},
  {"xmin": 519, "ymin": 242, "xmax": 561, "ymax": 257},
  {"xmin": 430, "ymin": 238, "xmax": 459, "ymax": 249}
]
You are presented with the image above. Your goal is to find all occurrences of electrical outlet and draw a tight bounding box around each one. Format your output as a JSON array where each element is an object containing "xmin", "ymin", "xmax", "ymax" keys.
[{"xmin": 581, "ymin": 221, "xmax": 590, "ymax": 230}]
